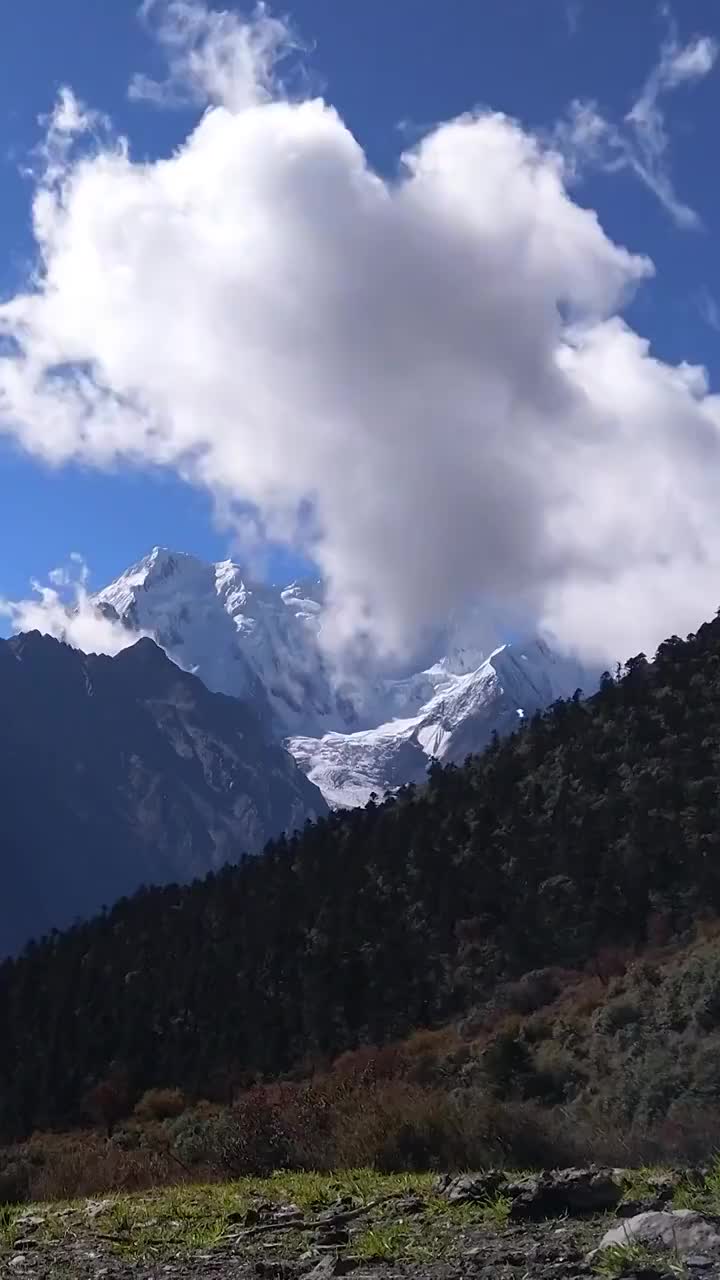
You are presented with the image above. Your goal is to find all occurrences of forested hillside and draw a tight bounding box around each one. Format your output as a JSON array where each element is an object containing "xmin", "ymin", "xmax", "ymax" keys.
[{"xmin": 3, "ymin": 615, "xmax": 720, "ymax": 1140}]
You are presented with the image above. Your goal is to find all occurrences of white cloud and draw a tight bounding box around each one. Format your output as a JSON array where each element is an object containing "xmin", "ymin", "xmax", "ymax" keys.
[
  {"xmin": 661, "ymin": 34, "xmax": 717, "ymax": 86},
  {"xmin": 49, "ymin": 87, "xmax": 94, "ymax": 136},
  {"xmin": 0, "ymin": 558, "xmax": 149, "ymax": 656},
  {"xmin": 129, "ymin": 0, "xmax": 295, "ymax": 109},
  {"xmin": 557, "ymin": 26, "xmax": 717, "ymax": 228},
  {"xmin": 34, "ymin": 87, "xmax": 111, "ymax": 186},
  {"xmin": 2, "ymin": 2, "xmax": 720, "ymax": 667}
]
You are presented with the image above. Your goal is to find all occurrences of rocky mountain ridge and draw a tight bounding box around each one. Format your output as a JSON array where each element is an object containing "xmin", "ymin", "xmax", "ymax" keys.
[{"xmin": 0, "ymin": 630, "xmax": 325, "ymax": 954}]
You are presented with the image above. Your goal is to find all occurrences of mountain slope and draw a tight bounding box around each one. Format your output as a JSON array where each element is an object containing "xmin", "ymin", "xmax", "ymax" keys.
[
  {"xmin": 96, "ymin": 548, "xmax": 595, "ymax": 805},
  {"xmin": 2, "ymin": 611, "xmax": 719, "ymax": 1137},
  {"xmin": 0, "ymin": 631, "xmax": 326, "ymax": 955}
]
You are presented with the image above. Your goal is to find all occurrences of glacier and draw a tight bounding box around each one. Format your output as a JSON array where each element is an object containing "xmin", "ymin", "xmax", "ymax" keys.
[{"xmin": 96, "ymin": 547, "xmax": 596, "ymax": 808}]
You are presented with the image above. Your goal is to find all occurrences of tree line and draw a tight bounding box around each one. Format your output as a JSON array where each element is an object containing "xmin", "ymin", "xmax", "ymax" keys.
[{"xmin": 3, "ymin": 616, "xmax": 720, "ymax": 1139}]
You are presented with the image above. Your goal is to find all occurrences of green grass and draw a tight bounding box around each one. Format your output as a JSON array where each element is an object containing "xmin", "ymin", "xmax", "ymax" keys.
[
  {"xmin": 643, "ymin": 1155, "xmax": 720, "ymax": 1213},
  {"xmin": 618, "ymin": 1162, "xmax": 715, "ymax": 1214},
  {"xmin": 612, "ymin": 1154, "xmax": 720, "ymax": 1216},
  {"xmin": 10, "ymin": 1156, "xmax": 720, "ymax": 1279},
  {"xmin": 0, "ymin": 1170, "xmax": 514, "ymax": 1265},
  {"xmin": 618, "ymin": 1165, "xmax": 669, "ymax": 1203},
  {"xmin": 594, "ymin": 1241, "xmax": 688, "ymax": 1279},
  {"xmin": 672, "ymin": 1183, "xmax": 704, "ymax": 1211},
  {"xmin": 11, "ymin": 1165, "xmax": 709, "ymax": 1270},
  {"xmin": 0, "ymin": 1205, "xmax": 19, "ymax": 1250},
  {"xmin": 479, "ymin": 1191, "xmax": 512, "ymax": 1227},
  {"xmin": 354, "ymin": 1222, "xmax": 420, "ymax": 1261},
  {"xmin": 351, "ymin": 1189, "xmax": 514, "ymax": 1263}
]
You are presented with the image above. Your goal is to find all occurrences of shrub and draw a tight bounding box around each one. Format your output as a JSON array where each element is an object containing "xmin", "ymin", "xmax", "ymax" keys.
[
  {"xmin": 167, "ymin": 1109, "xmax": 225, "ymax": 1168},
  {"xmin": 332, "ymin": 1044, "xmax": 405, "ymax": 1083},
  {"xmin": 134, "ymin": 1088, "xmax": 187, "ymax": 1122},
  {"xmin": 526, "ymin": 1041, "xmax": 582, "ymax": 1103},
  {"xmin": 169, "ymin": 1090, "xmax": 299, "ymax": 1175},
  {"xmin": 480, "ymin": 1030, "xmax": 534, "ymax": 1097},
  {"xmin": 0, "ymin": 1159, "xmax": 30, "ymax": 1204},
  {"xmin": 83, "ymin": 1073, "xmax": 130, "ymax": 1137},
  {"xmin": 593, "ymin": 996, "xmax": 643, "ymax": 1035},
  {"xmin": 8, "ymin": 1131, "xmax": 183, "ymax": 1202},
  {"xmin": 496, "ymin": 968, "xmax": 562, "ymax": 1015},
  {"xmin": 332, "ymin": 1081, "xmax": 465, "ymax": 1171}
]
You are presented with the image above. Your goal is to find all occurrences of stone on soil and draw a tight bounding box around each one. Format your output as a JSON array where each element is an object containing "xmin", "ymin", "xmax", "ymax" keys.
[{"xmin": 598, "ymin": 1210, "xmax": 720, "ymax": 1258}]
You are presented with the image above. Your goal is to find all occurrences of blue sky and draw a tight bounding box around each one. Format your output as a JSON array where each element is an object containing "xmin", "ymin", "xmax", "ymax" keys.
[{"xmin": 1, "ymin": 1, "xmax": 720, "ymax": 660}]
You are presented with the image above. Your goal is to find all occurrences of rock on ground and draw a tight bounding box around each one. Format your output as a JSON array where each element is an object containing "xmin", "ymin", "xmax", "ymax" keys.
[
  {"xmin": 436, "ymin": 1166, "xmax": 623, "ymax": 1219},
  {"xmin": 598, "ymin": 1208, "xmax": 720, "ymax": 1257}
]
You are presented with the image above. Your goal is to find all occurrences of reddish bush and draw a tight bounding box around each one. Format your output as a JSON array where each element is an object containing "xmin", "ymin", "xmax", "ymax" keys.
[
  {"xmin": 134, "ymin": 1088, "xmax": 187, "ymax": 1122},
  {"xmin": 83, "ymin": 1073, "xmax": 130, "ymax": 1137}
]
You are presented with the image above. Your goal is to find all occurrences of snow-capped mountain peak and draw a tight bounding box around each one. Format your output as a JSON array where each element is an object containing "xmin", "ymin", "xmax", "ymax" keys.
[
  {"xmin": 96, "ymin": 549, "xmax": 353, "ymax": 735},
  {"xmin": 96, "ymin": 550, "xmax": 597, "ymax": 807},
  {"xmin": 289, "ymin": 636, "xmax": 591, "ymax": 807}
]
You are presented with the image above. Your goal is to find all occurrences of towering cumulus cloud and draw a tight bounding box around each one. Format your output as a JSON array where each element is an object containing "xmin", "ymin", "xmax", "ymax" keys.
[{"xmin": 1, "ymin": 1, "xmax": 720, "ymax": 665}]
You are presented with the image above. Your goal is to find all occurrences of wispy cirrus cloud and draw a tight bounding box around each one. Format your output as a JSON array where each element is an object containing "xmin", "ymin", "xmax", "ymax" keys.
[
  {"xmin": 565, "ymin": 2, "xmax": 583, "ymax": 37},
  {"xmin": 556, "ymin": 22, "xmax": 717, "ymax": 228},
  {"xmin": 129, "ymin": 0, "xmax": 297, "ymax": 109},
  {"xmin": 696, "ymin": 287, "xmax": 720, "ymax": 333},
  {"xmin": 33, "ymin": 86, "xmax": 111, "ymax": 185}
]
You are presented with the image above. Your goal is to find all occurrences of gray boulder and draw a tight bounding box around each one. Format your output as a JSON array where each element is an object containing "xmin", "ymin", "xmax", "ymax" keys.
[{"xmin": 598, "ymin": 1210, "xmax": 720, "ymax": 1257}]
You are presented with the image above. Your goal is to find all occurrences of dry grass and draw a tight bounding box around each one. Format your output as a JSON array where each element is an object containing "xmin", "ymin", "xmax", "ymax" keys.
[{"xmin": 12, "ymin": 1130, "xmax": 187, "ymax": 1203}]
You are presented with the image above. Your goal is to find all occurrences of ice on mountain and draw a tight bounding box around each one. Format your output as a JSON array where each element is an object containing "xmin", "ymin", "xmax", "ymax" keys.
[{"xmin": 96, "ymin": 549, "xmax": 598, "ymax": 809}]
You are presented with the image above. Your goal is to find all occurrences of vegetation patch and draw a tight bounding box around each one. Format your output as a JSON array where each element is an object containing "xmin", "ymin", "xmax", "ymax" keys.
[
  {"xmin": 0, "ymin": 1171, "xmax": 520, "ymax": 1268},
  {"xmin": 594, "ymin": 1241, "xmax": 688, "ymax": 1279},
  {"xmin": 9, "ymin": 621, "xmax": 720, "ymax": 1153}
]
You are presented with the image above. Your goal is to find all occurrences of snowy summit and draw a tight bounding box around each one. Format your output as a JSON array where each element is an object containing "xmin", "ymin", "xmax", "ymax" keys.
[{"xmin": 96, "ymin": 548, "xmax": 596, "ymax": 808}]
